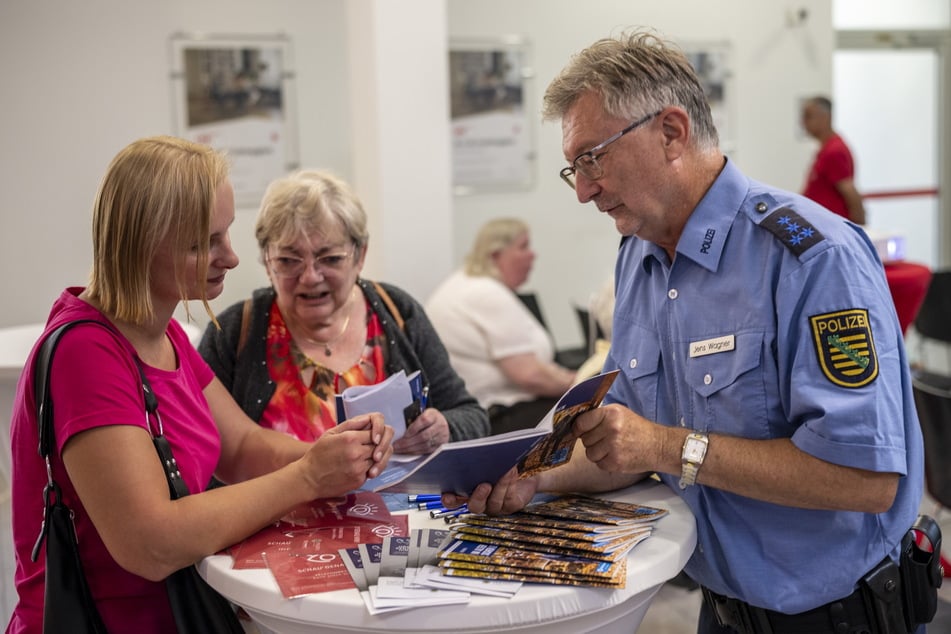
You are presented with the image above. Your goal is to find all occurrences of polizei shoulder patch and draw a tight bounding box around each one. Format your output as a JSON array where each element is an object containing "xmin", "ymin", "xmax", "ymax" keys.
[
  {"xmin": 760, "ymin": 208, "xmax": 824, "ymax": 256},
  {"xmin": 809, "ymin": 308, "xmax": 878, "ymax": 388}
]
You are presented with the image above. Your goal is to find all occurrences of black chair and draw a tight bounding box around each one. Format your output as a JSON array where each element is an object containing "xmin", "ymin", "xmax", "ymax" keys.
[
  {"xmin": 911, "ymin": 369, "xmax": 951, "ymax": 577},
  {"xmin": 516, "ymin": 292, "xmax": 587, "ymax": 370},
  {"xmin": 913, "ymin": 270, "xmax": 951, "ymax": 370}
]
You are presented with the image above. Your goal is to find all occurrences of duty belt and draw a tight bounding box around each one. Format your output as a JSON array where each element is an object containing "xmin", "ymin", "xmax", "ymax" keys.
[{"xmin": 701, "ymin": 586, "xmax": 874, "ymax": 634}]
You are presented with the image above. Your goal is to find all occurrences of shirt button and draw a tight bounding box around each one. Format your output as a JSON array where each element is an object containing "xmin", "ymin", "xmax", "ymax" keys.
[
  {"xmin": 629, "ymin": 358, "xmax": 638, "ymax": 369},
  {"xmin": 704, "ymin": 374, "xmax": 713, "ymax": 385},
  {"xmin": 755, "ymin": 202, "xmax": 768, "ymax": 213},
  {"xmin": 668, "ymin": 289, "xmax": 678, "ymax": 300}
]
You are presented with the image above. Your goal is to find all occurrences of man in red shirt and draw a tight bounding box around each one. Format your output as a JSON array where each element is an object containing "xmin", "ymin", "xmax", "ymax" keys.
[{"xmin": 801, "ymin": 96, "xmax": 867, "ymax": 224}]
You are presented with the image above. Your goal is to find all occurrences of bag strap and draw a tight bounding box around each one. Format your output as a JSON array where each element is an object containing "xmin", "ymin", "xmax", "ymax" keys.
[
  {"xmin": 236, "ymin": 298, "xmax": 252, "ymax": 357},
  {"xmin": 372, "ymin": 281, "xmax": 404, "ymax": 331},
  {"xmin": 31, "ymin": 319, "xmax": 108, "ymax": 563},
  {"xmin": 35, "ymin": 320, "xmax": 105, "ymax": 460},
  {"xmin": 120, "ymin": 346, "xmax": 190, "ymax": 501}
]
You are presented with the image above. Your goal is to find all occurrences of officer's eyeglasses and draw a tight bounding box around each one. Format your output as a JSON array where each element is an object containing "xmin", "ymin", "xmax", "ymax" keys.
[{"xmin": 559, "ymin": 110, "xmax": 662, "ymax": 190}]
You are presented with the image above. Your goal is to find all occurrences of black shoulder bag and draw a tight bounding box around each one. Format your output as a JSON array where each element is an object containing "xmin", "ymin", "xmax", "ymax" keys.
[{"xmin": 32, "ymin": 320, "xmax": 243, "ymax": 634}]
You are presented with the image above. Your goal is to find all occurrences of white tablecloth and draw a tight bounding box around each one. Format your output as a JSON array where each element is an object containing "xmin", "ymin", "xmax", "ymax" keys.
[{"xmin": 199, "ymin": 478, "xmax": 697, "ymax": 634}]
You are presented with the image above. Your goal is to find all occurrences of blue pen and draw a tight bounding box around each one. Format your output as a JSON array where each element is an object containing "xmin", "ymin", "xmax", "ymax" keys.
[
  {"xmin": 408, "ymin": 494, "xmax": 442, "ymax": 503},
  {"xmin": 417, "ymin": 500, "xmax": 447, "ymax": 511},
  {"xmin": 443, "ymin": 509, "xmax": 470, "ymax": 523},
  {"xmin": 431, "ymin": 504, "xmax": 468, "ymax": 518}
]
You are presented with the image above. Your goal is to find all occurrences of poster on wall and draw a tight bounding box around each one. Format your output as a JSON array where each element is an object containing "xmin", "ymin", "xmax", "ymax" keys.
[
  {"xmin": 683, "ymin": 42, "xmax": 734, "ymax": 154},
  {"xmin": 449, "ymin": 38, "xmax": 534, "ymax": 195},
  {"xmin": 169, "ymin": 34, "xmax": 299, "ymax": 207}
]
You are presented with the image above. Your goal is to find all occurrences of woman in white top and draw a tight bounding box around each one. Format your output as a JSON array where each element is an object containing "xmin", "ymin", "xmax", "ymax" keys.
[{"xmin": 426, "ymin": 218, "xmax": 576, "ymax": 434}]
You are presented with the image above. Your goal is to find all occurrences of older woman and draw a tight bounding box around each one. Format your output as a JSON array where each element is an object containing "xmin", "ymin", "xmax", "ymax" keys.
[
  {"xmin": 425, "ymin": 218, "xmax": 576, "ymax": 434},
  {"xmin": 199, "ymin": 170, "xmax": 488, "ymax": 453}
]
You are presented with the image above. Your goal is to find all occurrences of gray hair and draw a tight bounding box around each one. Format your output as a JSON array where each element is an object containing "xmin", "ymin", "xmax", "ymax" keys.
[
  {"xmin": 255, "ymin": 169, "xmax": 369, "ymax": 255},
  {"xmin": 464, "ymin": 217, "xmax": 529, "ymax": 279},
  {"xmin": 543, "ymin": 29, "xmax": 719, "ymax": 151}
]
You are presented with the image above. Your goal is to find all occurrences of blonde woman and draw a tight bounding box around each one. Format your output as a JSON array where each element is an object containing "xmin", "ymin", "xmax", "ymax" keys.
[
  {"xmin": 426, "ymin": 218, "xmax": 576, "ymax": 434},
  {"xmin": 7, "ymin": 138, "xmax": 393, "ymax": 633}
]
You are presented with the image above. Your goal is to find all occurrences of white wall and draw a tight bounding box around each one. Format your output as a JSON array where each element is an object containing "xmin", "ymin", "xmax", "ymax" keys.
[
  {"xmin": 0, "ymin": 0, "xmax": 833, "ymax": 351},
  {"xmin": 0, "ymin": 0, "xmax": 353, "ymax": 329}
]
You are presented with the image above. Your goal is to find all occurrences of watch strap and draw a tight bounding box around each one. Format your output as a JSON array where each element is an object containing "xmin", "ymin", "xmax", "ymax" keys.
[{"xmin": 680, "ymin": 460, "xmax": 701, "ymax": 489}]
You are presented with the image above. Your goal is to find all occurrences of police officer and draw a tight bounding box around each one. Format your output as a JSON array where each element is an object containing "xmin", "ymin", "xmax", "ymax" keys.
[{"xmin": 446, "ymin": 29, "xmax": 927, "ymax": 634}]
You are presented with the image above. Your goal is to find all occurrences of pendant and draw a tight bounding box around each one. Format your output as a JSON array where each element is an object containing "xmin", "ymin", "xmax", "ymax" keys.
[{"xmin": 324, "ymin": 344, "xmax": 333, "ymax": 357}]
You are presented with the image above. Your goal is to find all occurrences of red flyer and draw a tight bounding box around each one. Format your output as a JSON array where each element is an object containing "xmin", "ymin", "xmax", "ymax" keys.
[
  {"xmin": 230, "ymin": 515, "xmax": 409, "ymax": 570},
  {"xmin": 281, "ymin": 491, "xmax": 394, "ymax": 528},
  {"xmin": 264, "ymin": 533, "xmax": 356, "ymax": 598}
]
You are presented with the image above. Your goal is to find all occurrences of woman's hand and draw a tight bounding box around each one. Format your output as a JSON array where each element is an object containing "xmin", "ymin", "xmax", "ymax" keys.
[
  {"xmin": 298, "ymin": 413, "xmax": 394, "ymax": 497},
  {"xmin": 393, "ymin": 408, "xmax": 450, "ymax": 454}
]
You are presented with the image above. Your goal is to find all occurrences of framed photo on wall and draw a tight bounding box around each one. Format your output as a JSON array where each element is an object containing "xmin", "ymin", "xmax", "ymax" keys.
[
  {"xmin": 449, "ymin": 37, "xmax": 534, "ymax": 195},
  {"xmin": 682, "ymin": 42, "xmax": 735, "ymax": 154},
  {"xmin": 169, "ymin": 34, "xmax": 299, "ymax": 207}
]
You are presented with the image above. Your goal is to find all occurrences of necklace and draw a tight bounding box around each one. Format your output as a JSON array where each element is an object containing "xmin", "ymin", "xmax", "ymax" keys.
[
  {"xmin": 298, "ymin": 289, "xmax": 357, "ymax": 356},
  {"xmin": 302, "ymin": 312, "xmax": 352, "ymax": 356}
]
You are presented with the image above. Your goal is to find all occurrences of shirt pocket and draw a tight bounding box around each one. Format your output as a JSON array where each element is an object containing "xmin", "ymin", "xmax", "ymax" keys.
[
  {"xmin": 684, "ymin": 331, "xmax": 768, "ymax": 436},
  {"xmin": 616, "ymin": 325, "xmax": 662, "ymax": 422}
]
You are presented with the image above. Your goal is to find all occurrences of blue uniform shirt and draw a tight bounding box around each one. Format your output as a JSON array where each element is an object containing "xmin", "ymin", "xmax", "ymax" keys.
[{"xmin": 606, "ymin": 158, "xmax": 923, "ymax": 613}]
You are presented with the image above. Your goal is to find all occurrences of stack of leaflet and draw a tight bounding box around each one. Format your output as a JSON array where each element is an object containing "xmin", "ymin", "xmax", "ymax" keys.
[
  {"xmin": 226, "ymin": 491, "xmax": 410, "ymax": 599},
  {"xmin": 436, "ymin": 495, "xmax": 668, "ymax": 588},
  {"xmin": 339, "ymin": 528, "xmax": 522, "ymax": 614}
]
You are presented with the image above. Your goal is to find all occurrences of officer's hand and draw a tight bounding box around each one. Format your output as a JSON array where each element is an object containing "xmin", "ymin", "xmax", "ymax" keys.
[
  {"xmin": 573, "ymin": 404, "xmax": 654, "ymax": 473},
  {"xmin": 441, "ymin": 466, "xmax": 538, "ymax": 516}
]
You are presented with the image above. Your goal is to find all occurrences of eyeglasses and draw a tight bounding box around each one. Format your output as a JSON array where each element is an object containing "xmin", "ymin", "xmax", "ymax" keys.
[
  {"xmin": 559, "ymin": 110, "xmax": 662, "ymax": 190},
  {"xmin": 266, "ymin": 250, "xmax": 353, "ymax": 278}
]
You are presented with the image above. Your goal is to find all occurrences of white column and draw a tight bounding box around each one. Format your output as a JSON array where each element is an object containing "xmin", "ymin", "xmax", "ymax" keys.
[{"xmin": 346, "ymin": 0, "xmax": 454, "ymax": 302}]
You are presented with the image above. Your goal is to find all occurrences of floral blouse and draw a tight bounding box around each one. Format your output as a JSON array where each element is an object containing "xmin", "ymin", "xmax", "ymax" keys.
[{"xmin": 258, "ymin": 298, "xmax": 388, "ymax": 441}]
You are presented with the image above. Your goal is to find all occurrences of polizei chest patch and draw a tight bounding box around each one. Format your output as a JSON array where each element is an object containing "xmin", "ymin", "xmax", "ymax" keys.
[{"xmin": 809, "ymin": 308, "xmax": 878, "ymax": 388}]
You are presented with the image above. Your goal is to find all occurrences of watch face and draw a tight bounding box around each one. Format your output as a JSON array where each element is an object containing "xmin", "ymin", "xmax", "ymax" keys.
[{"xmin": 684, "ymin": 437, "xmax": 707, "ymax": 462}]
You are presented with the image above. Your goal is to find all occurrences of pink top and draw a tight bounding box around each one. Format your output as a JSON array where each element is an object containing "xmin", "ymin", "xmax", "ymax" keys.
[{"xmin": 6, "ymin": 288, "xmax": 218, "ymax": 634}]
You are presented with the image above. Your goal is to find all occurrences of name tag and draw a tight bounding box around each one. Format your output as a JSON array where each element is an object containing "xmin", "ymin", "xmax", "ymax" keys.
[{"xmin": 689, "ymin": 335, "xmax": 735, "ymax": 358}]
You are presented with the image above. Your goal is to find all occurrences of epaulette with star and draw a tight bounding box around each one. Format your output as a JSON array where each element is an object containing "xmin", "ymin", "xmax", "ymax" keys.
[{"xmin": 758, "ymin": 205, "xmax": 824, "ymax": 257}]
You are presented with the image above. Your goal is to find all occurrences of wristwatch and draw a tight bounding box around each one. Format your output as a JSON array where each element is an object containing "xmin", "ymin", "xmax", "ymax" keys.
[{"xmin": 679, "ymin": 432, "xmax": 709, "ymax": 489}]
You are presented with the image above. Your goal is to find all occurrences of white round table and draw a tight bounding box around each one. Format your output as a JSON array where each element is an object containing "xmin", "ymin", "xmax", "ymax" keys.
[{"xmin": 199, "ymin": 478, "xmax": 697, "ymax": 633}]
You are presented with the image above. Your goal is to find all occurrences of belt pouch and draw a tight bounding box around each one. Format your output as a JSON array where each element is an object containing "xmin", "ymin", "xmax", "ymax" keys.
[
  {"xmin": 899, "ymin": 514, "xmax": 943, "ymax": 629},
  {"xmin": 861, "ymin": 556, "xmax": 907, "ymax": 634}
]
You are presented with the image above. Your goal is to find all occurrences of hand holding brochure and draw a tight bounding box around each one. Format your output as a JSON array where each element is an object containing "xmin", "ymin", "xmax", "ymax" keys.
[
  {"xmin": 515, "ymin": 369, "xmax": 619, "ymax": 478},
  {"xmin": 336, "ymin": 370, "xmax": 424, "ymax": 440},
  {"xmin": 360, "ymin": 371, "xmax": 619, "ymax": 495}
]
